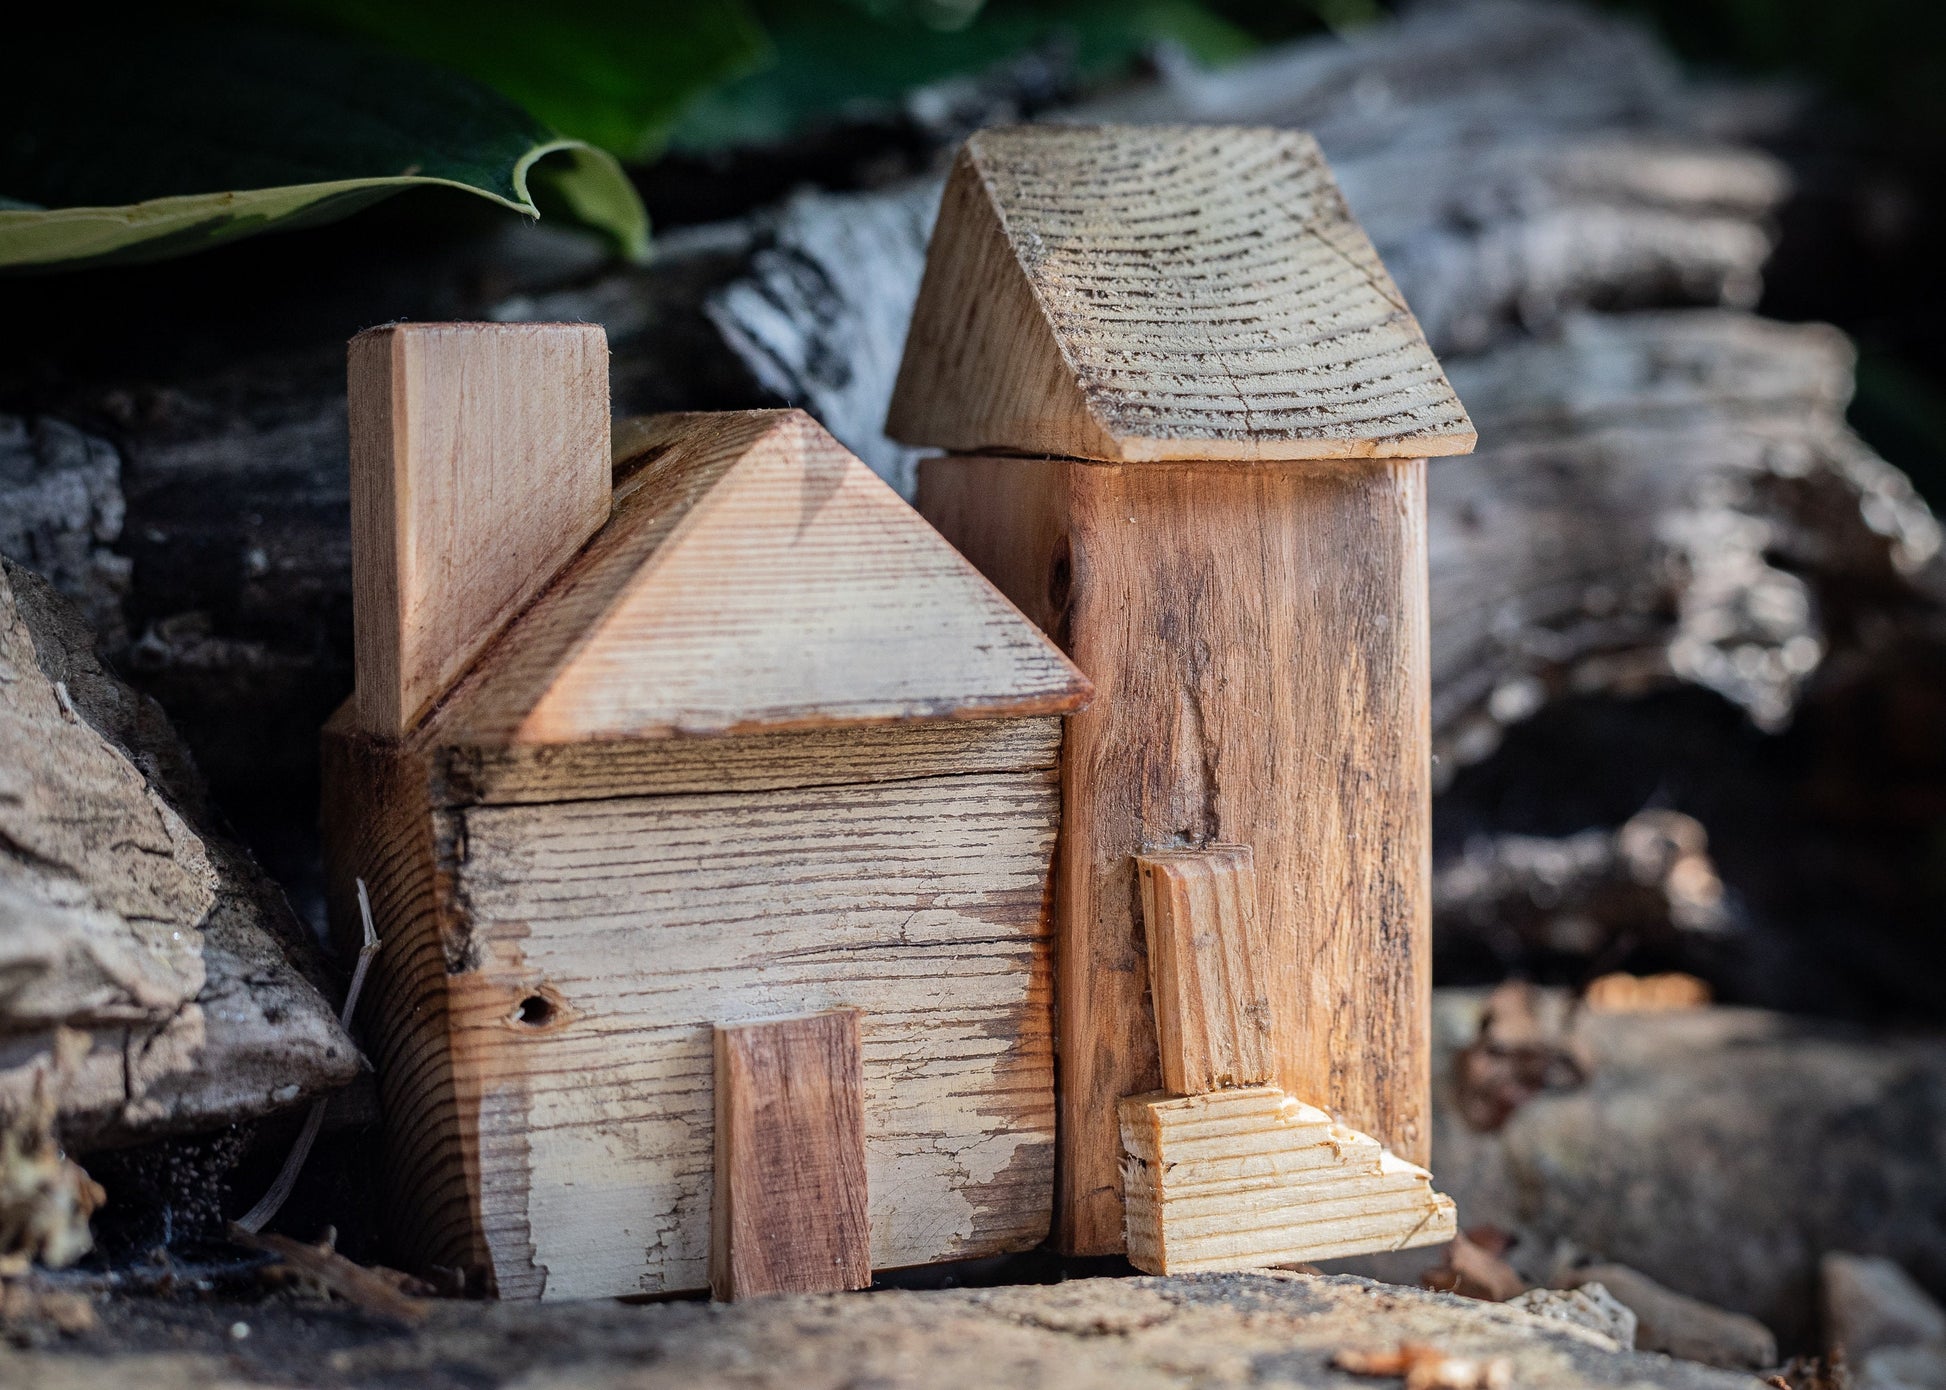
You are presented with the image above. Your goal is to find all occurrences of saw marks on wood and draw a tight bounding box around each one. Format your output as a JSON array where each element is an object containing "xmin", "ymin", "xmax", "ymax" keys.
[
  {"xmin": 1119, "ymin": 1086, "xmax": 1456, "ymax": 1274},
  {"xmin": 361, "ymin": 753, "xmax": 1061, "ymax": 1300},
  {"xmin": 431, "ymin": 410, "xmax": 1090, "ymax": 746},
  {"xmin": 348, "ymin": 322, "xmax": 610, "ymax": 737},
  {"xmin": 712, "ymin": 1011, "xmax": 872, "ymax": 1300},
  {"xmin": 888, "ymin": 125, "xmax": 1475, "ymax": 462}
]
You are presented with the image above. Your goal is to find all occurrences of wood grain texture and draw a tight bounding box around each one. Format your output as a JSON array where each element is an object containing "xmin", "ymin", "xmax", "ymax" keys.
[
  {"xmin": 429, "ymin": 410, "xmax": 1089, "ymax": 746},
  {"xmin": 440, "ymin": 718, "xmax": 1060, "ymax": 806},
  {"xmin": 711, "ymin": 1011, "xmax": 871, "ymax": 1300},
  {"xmin": 1137, "ymin": 847, "xmax": 1274, "ymax": 1097},
  {"xmin": 319, "ymin": 708, "xmax": 488, "ymax": 1286},
  {"xmin": 886, "ymin": 125, "xmax": 1475, "ymax": 463},
  {"xmin": 348, "ymin": 322, "xmax": 610, "ymax": 737},
  {"xmin": 322, "ymin": 707, "xmax": 1062, "ymax": 1300},
  {"xmin": 920, "ymin": 453, "xmax": 1433, "ymax": 1255},
  {"xmin": 1119, "ymin": 1086, "xmax": 1455, "ymax": 1274}
]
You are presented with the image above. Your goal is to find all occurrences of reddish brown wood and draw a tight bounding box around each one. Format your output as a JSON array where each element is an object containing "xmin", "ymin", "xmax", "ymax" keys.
[{"xmin": 710, "ymin": 1010, "xmax": 872, "ymax": 1300}]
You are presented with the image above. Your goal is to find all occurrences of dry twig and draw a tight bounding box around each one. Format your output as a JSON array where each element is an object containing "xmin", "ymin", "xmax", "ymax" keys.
[{"xmin": 233, "ymin": 879, "xmax": 381, "ymax": 1234}]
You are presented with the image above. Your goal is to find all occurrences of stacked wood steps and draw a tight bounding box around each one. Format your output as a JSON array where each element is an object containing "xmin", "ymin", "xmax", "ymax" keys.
[{"xmin": 1120, "ymin": 1086, "xmax": 1456, "ymax": 1273}]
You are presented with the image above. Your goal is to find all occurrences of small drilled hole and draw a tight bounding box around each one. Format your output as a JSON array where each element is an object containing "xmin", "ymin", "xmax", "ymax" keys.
[{"xmin": 514, "ymin": 995, "xmax": 555, "ymax": 1027}]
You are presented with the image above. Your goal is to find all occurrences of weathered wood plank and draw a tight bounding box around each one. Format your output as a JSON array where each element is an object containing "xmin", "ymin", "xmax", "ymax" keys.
[
  {"xmin": 427, "ymin": 410, "xmax": 1089, "ymax": 747},
  {"xmin": 1136, "ymin": 846, "xmax": 1274, "ymax": 1096},
  {"xmin": 326, "ymin": 745, "xmax": 1062, "ymax": 1300},
  {"xmin": 438, "ymin": 718, "xmax": 1061, "ymax": 805},
  {"xmin": 711, "ymin": 1010, "xmax": 871, "ymax": 1300},
  {"xmin": 347, "ymin": 322, "xmax": 610, "ymax": 736},
  {"xmin": 920, "ymin": 455, "xmax": 1433, "ymax": 1255},
  {"xmin": 887, "ymin": 126, "xmax": 1474, "ymax": 463},
  {"xmin": 1119, "ymin": 1086, "xmax": 1455, "ymax": 1274}
]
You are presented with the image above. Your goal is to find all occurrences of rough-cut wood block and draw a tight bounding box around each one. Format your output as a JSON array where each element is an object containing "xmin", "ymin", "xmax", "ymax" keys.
[
  {"xmin": 427, "ymin": 410, "xmax": 1088, "ymax": 746},
  {"xmin": 1119, "ymin": 1086, "xmax": 1455, "ymax": 1274},
  {"xmin": 920, "ymin": 454, "xmax": 1433, "ymax": 1255},
  {"xmin": 321, "ymin": 711, "xmax": 1064, "ymax": 1300},
  {"xmin": 1137, "ymin": 846, "xmax": 1274, "ymax": 1096},
  {"xmin": 348, "ymin": 322, "xmax": 610, "ymax": 736},
  {"xmin": 712, "ymin": 1011, "xmax": 871, "ymax": 1300},
  {"xmin": 887, "ymin": 125, "xmax": 1474, "ymax": 463}
]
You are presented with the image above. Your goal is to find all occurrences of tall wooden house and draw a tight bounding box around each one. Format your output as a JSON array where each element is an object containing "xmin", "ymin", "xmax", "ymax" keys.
[
  {"xmin": 322, "ymin": 324, "xmax": 1090, "ymax": 1300},
  {"xmin": 890, "ymin": 124, "xmax": 1471, "ymax": 1270}
]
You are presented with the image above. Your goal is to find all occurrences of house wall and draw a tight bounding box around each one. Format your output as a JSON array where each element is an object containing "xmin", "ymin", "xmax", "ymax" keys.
[{"xmin": 336, "ymin": 718, "xmax": 1065, "ymax": 1300}]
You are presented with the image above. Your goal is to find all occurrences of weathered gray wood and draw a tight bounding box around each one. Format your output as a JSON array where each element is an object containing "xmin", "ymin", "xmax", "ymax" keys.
[
  {"xmin": 0, "ymin": 559, "xmax": 359, "ymax": 1150},
  {"xmin": 1423, "ymin": 989, "xmax": 1946, "ymax": 1348},
  {"xmin": 1429, "ymin": 310, "xmax": 1942, "ymax": 772}
]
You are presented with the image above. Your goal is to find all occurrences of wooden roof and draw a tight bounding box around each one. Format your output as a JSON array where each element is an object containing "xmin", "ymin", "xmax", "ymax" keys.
[
  {"xmin": 425, "ymin": 410, "xmax": 1090, "ymax": 746},
  {"xmin": 886, "ymin": 124, "xmax": 1475, "ymax": 463}
]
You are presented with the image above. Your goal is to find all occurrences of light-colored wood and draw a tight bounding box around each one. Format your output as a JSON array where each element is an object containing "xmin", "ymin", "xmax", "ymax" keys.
[
  {"xmin": 321, "ymin": 707, "xmax": 1061, "ymax": 1300},
  {"xmin": 1137, "ymin": 847, "xmax": 1274, "ymax": 1096},
  {"xmin": 919, "ymin": 453, "xmax": 1433, "ymax": 1255},
  {"xmin": 887, "ymin": 125, "xmax": 1475, "ymax": 464},
  {"xmin": 347, "ymin": 322, "xmax": 610, "ymax": 737},
  {"xmin": 428, "ymin": 410, "xmax": 1090, "ymax": 747},
  {"xmin": 711, "ymin": 1011, "xmax": 871, "ymax": 1300},
  {"xmin": 440, "ymin": 718, "xmax": 1059, "ymax": 806},
  {"xmin": 1118, "ymin": 1086, "xmax": 1455, "ymax": 1274}
]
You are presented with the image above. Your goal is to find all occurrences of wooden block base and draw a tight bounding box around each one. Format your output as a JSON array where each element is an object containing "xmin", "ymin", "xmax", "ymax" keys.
[{"xmin": 1119, "ymin": 1086, "xmax": 1456, "ymax": 1274}]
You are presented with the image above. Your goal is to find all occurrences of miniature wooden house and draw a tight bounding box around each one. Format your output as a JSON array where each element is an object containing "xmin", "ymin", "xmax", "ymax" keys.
[
  {"xmin": 889, "ymin": 124, "xmax": 1473, "ymax": 1267},
  {"xmin": 322, "ymin": 323, "xmax": 1090, "ymax": 1300}
]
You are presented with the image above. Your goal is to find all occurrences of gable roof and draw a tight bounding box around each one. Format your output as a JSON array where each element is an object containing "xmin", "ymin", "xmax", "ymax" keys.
[
  {"xmin": 426, "ymin": 410, "xmax": 1091, "ymax": 746},
  {"xmin": 886, "ymin": 124, "xmax": 1476, "ymax": 463}
]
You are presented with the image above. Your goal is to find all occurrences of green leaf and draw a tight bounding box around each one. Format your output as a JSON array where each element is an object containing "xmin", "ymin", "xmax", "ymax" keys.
[
  {"xmin": 672, "ymin": 0, "xmax": 1256, "ymax": 152},
  {"xmin": 281, "ymin": 0, "xmax": 772, "ymax": 163},
  {"xmin": 0, "ymin": 19, "xmax": 647, "ymax": 272}
]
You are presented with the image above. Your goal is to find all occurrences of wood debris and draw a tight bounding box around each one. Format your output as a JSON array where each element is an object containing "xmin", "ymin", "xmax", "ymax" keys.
[
  {"xmin": 0, "ymin": 1030, "xmax": 103, "ymax": 1272},
  {"xmin": 0, "ymin": 1277, "xmax": 95, "ymax": 1345},
  {"xmin": 1421, "ymin": 1229, "xmax": 1528, "ymax": 1304},
  {"xmin": 1452, "ymin": 983, "xmax": 1589, "ymax": 1132},
  {"xmin": 228, "ymin": 1226, "xmax": 430, "ymax": 1327},
  {"xmin": 1334, "ymin": 1343, "xmax": 1513, "ymax": 1390}
]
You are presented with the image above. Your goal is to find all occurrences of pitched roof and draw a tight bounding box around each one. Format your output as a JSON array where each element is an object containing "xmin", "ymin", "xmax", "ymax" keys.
[
  {"xmin": 426, "ymin": 410, "xmax": 1091, "ymax": 746},
  {"xmin": 887, "ymin": 124, "xmax": 1475, "ymax": 463}
]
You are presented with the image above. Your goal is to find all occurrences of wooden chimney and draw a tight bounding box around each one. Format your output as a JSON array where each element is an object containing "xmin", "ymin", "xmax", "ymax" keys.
[{"xmin": 889, "ymin": 124, "xmax": 1474, "ymax": 1262}]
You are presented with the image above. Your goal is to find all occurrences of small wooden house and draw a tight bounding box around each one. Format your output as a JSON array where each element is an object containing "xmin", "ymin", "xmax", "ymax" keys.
[
  {"xmin": 322, "ymin": 323, "xmax": 1090, "ymax": 1300},
  {"xmin": 889, "ymin": 124, "xmax": 1471, "ymax": 1270}
]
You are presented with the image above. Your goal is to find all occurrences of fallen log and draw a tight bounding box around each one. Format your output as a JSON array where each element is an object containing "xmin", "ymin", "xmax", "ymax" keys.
[
  {"xmin": 0, "ymin": 559, "xmax": 360, "ymax": 1150},
  {"xmin": 1424, "ymin": 990, "xmax": 1946, "ymax": 1348}
]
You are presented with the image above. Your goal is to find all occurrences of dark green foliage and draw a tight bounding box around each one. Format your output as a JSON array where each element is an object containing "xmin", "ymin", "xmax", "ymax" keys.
[{"xmin": 0, "ymin": 17, "xmax": 645, "ymax": 269}]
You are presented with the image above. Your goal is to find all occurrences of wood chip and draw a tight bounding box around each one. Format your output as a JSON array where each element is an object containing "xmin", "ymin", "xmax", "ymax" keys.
[
  {"xmin": 228, "ymin": 1227, "xmax": 430, "ymax": 1327},
  {"xmin": 1334, "ymin": 1343, "xmax": 1513, "ymax": 1390},
  {"xmin": 1583, "ymin": 973, "xmax": 1711, "ymax": 1013},
  {"xmin": 1421, "ymin": 1229, "xmax": 1528, "ymax": 1303}
]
